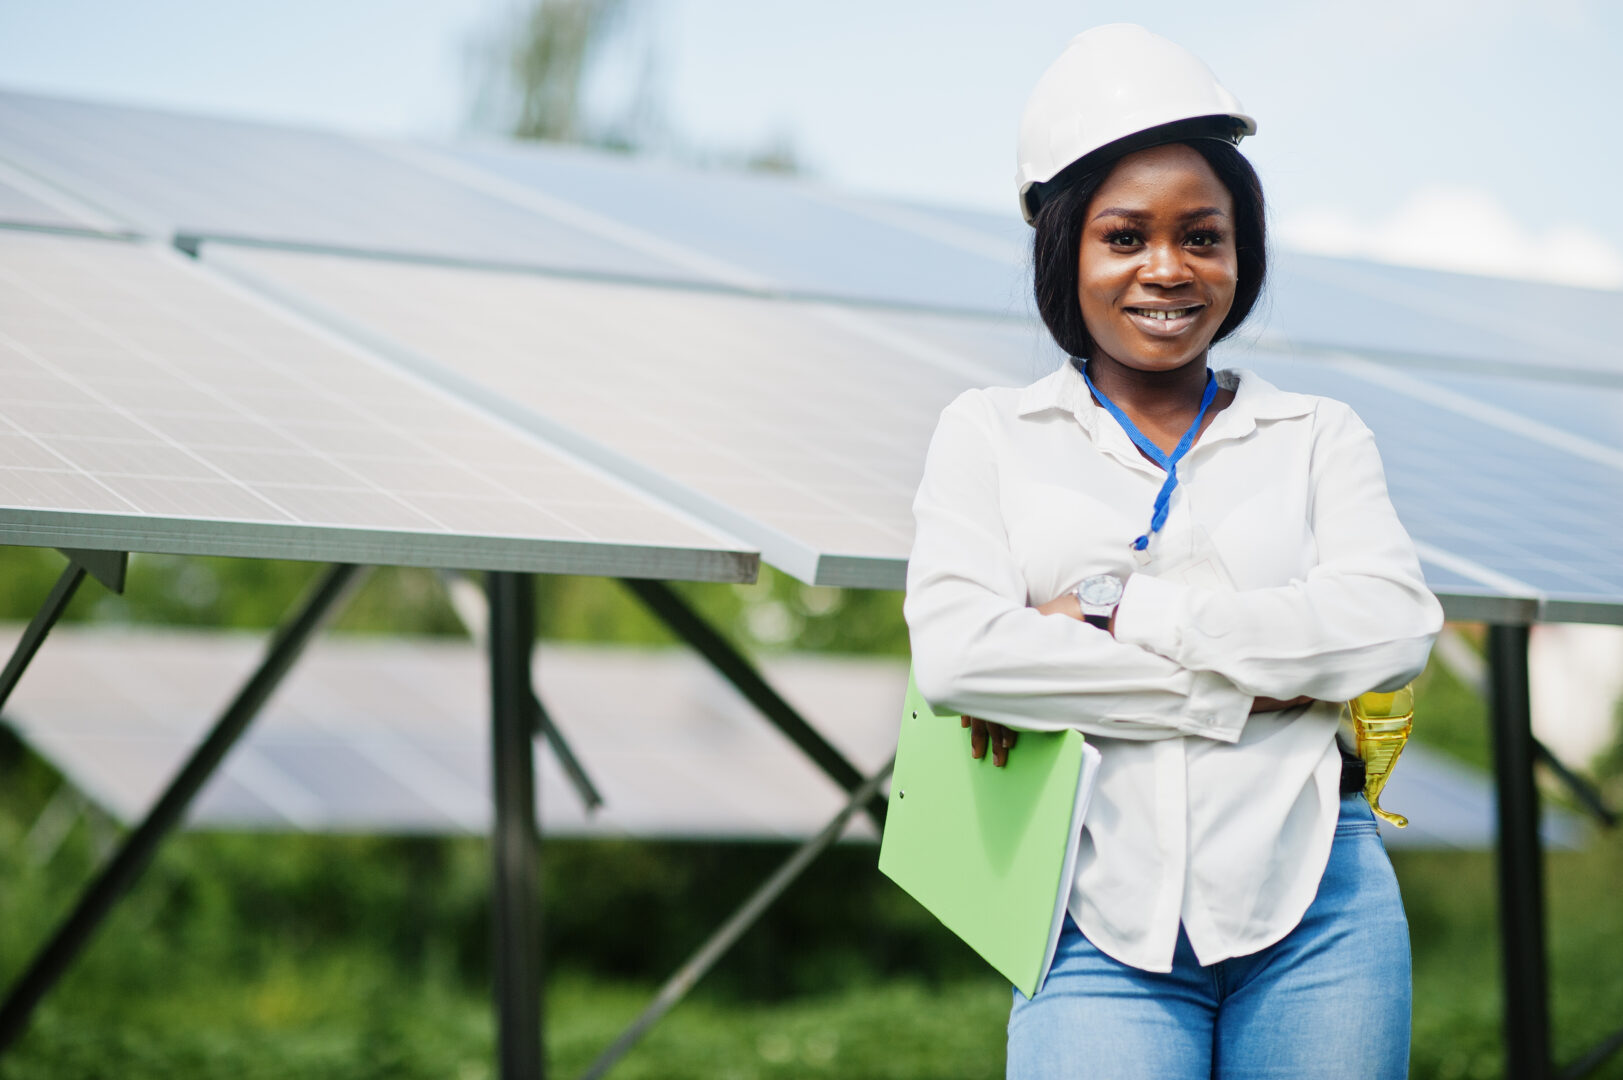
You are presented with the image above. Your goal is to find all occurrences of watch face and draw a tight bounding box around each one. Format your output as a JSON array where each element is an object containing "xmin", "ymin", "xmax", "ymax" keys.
[{"xmin": 1078, "ymin": 574, "xmax": 1124, "ymax": 606}]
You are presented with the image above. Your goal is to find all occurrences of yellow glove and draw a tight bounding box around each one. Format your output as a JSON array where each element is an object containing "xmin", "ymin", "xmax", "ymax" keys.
[{"xmin": 1347, "ymin": 685, "xmax": 1414, "ymax": 828}]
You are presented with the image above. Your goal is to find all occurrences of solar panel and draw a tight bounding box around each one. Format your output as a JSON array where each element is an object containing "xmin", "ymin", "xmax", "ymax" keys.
[
  {"xmin": 0, "ymin": 231, "xmax": 754, "ymax": 580},
  {"xmin": 442, "ymin": 139, "xmax": 1032, "ymax": 315},
  {"xmin": 0, "ymin": 627, "xmax": 902, "ymax": 840},
  {"xmin": 2, "ymin": 626, "xmax": 1569, "ymax": 849},
  {"xmin": 0, "ymin": 91, "xmax": 712, "ymax": 283},
  {"xmin": 204, "ymin": 242, "xmax": 1623, "ymax": 620},
  {"xmin": 1375, "ymin": 366, "xmax": 1623, "ymax": 453},
  {"xmin": 1233, "ymin": 355, "xmax": 1623, "ymax": 603},
  {"xmin": 1266, "ymin": 254, "xmax": 1623, "ymax": 378},
  {"xmin": 204, "ymin": 242, "xmax": 975, "ymax": 586},
  {"xmin": 11, "ymin": 84, "xmax": 1617, "ymax": 387},
  {"xmin": 0, "ymin": 157, "xmax": 127, "ymax": 234}
]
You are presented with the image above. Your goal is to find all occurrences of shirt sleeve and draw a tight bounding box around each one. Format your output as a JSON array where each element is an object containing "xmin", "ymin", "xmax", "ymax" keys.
[
  {"xmin": 1112, "ymin": 399, "xmax": 1443, "ymax": 701},
  {"xmin": 903, "ymin": 391, "xmax": 1254, "ymax": 742}
]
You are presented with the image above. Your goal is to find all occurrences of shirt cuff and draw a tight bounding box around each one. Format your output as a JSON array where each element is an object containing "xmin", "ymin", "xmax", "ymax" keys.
[
  {"xmin": 1178, "ymin": 669, "xmax": 1253, "ymax": 743},
  {"xmin": 1116, "ymin": 574, "xmax": 1252, "ymax": 741},
  {"xmin": 1113, "ymin": 572, "xmax": 1189, "ymax": 659}
]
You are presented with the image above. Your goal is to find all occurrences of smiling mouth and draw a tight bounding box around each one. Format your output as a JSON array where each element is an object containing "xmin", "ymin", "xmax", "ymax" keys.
[
  {"xmin": 1125, "ymin": 305, "xmax": 1202, "ymax": 321},
  {"xmin": 1124, "ymin": 304, "xmax": 1205, "ymax": 335}
]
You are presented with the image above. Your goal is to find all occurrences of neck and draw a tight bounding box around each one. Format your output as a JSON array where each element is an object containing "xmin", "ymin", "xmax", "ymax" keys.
[{"xmin": 1081, "ymin": 353, "xmax": 1211, "ymax": 417}]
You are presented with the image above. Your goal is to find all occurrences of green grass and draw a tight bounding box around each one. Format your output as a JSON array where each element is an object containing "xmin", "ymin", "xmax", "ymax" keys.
[
  {"xmin": 0, "ymin": 970, "xmax": 1015, "ymax": 1080},
  {"xmin": 4, "ymin": 818, "xmax": 1623, "ymax": 1078}
]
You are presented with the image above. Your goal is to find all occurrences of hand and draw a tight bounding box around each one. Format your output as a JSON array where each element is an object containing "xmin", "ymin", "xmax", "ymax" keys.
[
  {"xmin": 1251, "ymin": 694, "xmax": 1313, "ymax": 714},
  {"xmin": 963, "ymin": 714, "xmax": 1018, "ymax": 767},
  {"xmin": 1034, "ymin": 592, "xmax": 1114, "ymax": 635}
]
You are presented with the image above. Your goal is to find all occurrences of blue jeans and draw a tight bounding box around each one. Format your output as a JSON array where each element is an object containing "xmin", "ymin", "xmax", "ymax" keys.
[{"xmin": 1007, "ymin": 792, "xmax": 1410, "ymax": 1079}]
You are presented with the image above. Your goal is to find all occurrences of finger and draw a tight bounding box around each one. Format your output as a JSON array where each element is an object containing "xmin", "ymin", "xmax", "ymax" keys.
[
  {"xmin": 991, "ymin": 724, "xmax": 1013, "ymax": 767},
  {"xmin": 969, "ymin": 717, "xmax": 988, "ymax": 759},
  {"xmin": 961, "ymin": 715, "xmax": 970, "ymax": 729}
]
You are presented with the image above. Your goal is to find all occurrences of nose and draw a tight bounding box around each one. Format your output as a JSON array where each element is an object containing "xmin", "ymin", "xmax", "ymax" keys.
[{"xmin": 1139, "ymin": 239, "xmax": 1192, "ymax": 288}]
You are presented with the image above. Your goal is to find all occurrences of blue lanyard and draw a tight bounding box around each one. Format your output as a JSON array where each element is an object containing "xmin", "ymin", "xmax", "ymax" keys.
[{"xmin": 1079, "ymin": 362, "xmax": 1219, "ymax": 553}]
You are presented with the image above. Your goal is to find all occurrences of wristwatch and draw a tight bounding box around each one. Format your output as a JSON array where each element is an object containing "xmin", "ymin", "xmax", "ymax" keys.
[{"xmin": 1075, "ymin": 574, "xmax": 1125, "ymax": 631}]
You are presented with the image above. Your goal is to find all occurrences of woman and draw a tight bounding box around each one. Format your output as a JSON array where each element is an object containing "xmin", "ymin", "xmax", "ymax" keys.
[{"xmin": 903, "ymin": 25, "xmax": 1443, "ymax": 1080}]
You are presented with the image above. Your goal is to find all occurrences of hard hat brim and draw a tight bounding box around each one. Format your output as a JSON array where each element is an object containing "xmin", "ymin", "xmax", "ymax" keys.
[{"xmin": 1020, "ymin": 114, "xmax": 1254, "ymax": 227}]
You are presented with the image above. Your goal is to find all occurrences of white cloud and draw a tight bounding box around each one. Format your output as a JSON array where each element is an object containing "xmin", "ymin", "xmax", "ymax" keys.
[{"xmin": 1276, "ymin": 184, "xmax": 1623, "ymax": 290}]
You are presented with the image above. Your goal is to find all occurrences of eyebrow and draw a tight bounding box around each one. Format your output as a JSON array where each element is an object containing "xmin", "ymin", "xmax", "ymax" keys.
[{"xmin": 1090, "ymin": 206, "xmax": 1230, "ymax": 223}]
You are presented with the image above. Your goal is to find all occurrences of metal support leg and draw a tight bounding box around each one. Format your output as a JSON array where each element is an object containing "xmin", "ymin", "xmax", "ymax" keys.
[
  {"xmin": 1487, "ymin": 623, "xmax": 1551, "ymax": 1080},
  {"xmin": 620, "ymin": 578, "xmax": 885, "ymax": 831},
  {"xmin": 435, "ymin": 568, "xmax": 602, "ymax": 813},
  {"xmin": 578, "ymin": 759, "xmax": 894, "ymax": 1080},
  {"xmin": 489, "ymin": 572, "xmax": 543, "ymax": 1080},
  {"xmin": 0, "ymin": 563, "xmax": 362, "ymax": 1054},
  {"xmin": 1431, "ymin": 626, "xmax": 1615, "ymax": 827}
]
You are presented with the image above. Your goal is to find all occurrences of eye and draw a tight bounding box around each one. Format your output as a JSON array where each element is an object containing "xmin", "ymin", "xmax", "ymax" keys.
[
  {"xmin": 1104, "ymin": 229, "xmax": 1142, "ymax": 249},
  {"xmin": 1185, "ymin": 229, "xmax": 1224, "ymax": 249}
]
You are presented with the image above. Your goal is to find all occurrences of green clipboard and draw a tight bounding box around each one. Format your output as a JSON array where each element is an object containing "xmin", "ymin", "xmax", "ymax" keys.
[{"xmin": 878, "ymin": 670, "xmax": 1100, "ymax": 998}]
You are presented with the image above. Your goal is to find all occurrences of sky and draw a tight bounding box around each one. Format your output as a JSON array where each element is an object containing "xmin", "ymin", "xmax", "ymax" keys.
[{"xmin": 2, "ymin": 0, "xmax": 1620, "ymax": 288}]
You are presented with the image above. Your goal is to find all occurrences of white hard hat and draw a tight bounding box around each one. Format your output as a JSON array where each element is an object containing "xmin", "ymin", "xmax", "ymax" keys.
[{"xmin": 1016, "ymin": 24, "xmax": 1256, "ymax": 226}]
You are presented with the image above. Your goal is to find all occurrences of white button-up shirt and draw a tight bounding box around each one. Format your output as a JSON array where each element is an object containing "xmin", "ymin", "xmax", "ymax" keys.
[{"xmin": 904, "ymin": 363, "xmax": 1442, "ymax": 973}]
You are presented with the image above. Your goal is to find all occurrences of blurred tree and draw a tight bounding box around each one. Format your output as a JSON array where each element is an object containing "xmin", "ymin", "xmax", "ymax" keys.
[
  {"xmin": 509, "ymin": 0, "xmax": 628, "ymax": 143},
  {"xmin": 465, "ymin": 0, "xmax": 654, "ymax": 151},
  {"xmin": 465, "ymin": 0, "xmax": 800, "ymax": 172}
]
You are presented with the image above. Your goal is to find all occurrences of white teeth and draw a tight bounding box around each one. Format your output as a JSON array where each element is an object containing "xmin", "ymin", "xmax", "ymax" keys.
[{"xmin": 1134, "ymin": 307, "xmax": 1194, "ymax": 320}]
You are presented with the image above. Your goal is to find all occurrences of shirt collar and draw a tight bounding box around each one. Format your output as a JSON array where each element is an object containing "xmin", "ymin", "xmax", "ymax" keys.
[{"xmin": 1015, "ymin": 362, "xmax": 1314, "ymax": 441}]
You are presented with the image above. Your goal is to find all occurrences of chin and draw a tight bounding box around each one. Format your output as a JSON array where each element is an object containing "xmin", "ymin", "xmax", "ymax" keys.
[{"xmin": 1103, "ymin": 341, "xmax": 1214, "ymax": 373}]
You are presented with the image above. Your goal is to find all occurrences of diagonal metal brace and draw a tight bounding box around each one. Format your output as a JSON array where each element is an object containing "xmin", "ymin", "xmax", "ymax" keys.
[
  {"xmin": 1561, "ymin": 1024, "xmax": 1623, "ymax": 1080},
  {"xmin": 578, "ymin": 758, "xmax": 894, "ymax": 1080},
  {"xmin": 532, "ymin": 693, "xmax": 603, "ymax": 813},
  {"xmin": 620, "ymin": 578, "xmax": 885, "ymax": 831},
  {"xmin": 432, "ymin": 566, "xmax": 604, "ymax": 814},
  {"xmin": 0, "ymin": 550, "xmax": 128, "ymax": 716},
  {"xmin": 0, "ymin": 563, "xmax": 365, "ymax": 1054},
  {"xmin": 1532, "ymin": 739, "xmax": 1616, "ymax": 828}
]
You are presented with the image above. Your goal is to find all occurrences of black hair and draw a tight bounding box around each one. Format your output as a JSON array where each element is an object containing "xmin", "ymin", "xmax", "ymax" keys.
[{"xmin": 1031, "ymin": 137, "xmax": 1266, "ymax": 361}]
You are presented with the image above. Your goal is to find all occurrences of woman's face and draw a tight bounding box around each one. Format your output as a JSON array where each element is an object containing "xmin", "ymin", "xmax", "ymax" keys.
[{"xmin": 1077, "ymin": 143, "xmax": 1238, "ymax": 374}]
